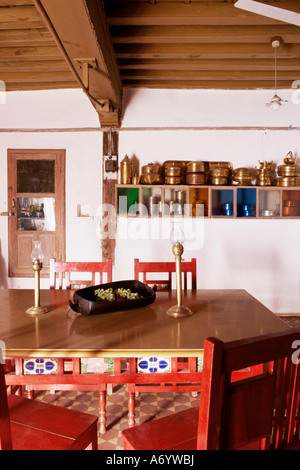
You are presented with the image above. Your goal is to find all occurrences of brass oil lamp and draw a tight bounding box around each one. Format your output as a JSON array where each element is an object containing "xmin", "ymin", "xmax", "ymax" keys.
[
  {"xmin": 167, "ymin": 221, "xmax": 193, "ymax": 318},
  {"xmin": 26, "ymin": 240, "xmax": 48, "ymax": 315}
]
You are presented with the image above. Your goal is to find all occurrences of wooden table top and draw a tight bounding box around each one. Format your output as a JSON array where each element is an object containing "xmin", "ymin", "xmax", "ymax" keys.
[{"xmin": 0, "ymin": 289, "xmax": 288, "ymax": 358}]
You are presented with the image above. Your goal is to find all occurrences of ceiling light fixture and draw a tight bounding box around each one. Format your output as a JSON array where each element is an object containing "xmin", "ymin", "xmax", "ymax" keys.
[{"xmin": 266, "ymin": 37, "xmax": 287, "ymax": 111}]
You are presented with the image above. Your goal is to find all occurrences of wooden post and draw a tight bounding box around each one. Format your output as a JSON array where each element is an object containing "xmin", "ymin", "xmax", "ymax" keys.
[{"xmin": 102, "ymin": 130, "xmax": 118, "ymax": 264}]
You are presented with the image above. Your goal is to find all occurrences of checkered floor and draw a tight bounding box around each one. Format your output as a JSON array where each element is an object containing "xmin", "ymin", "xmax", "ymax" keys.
[{"xmin": 34, "ymin": 385, "xmax": 199, "ymax": 450}]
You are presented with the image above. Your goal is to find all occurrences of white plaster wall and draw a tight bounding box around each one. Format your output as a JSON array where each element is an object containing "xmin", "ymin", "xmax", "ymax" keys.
[
  {"xmin": 0, "ymin": 87, "xmax": 299, "ymax": 313},
  {"xmin": 0, "ymin": 89, "xmax": 102, "ymax": 289},
  {"xmin": 114, "ymin": 88, "xmax": 300, "ymax": 314}
]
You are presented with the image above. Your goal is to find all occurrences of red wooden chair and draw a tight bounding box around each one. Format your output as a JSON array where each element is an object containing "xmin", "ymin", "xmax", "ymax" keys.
[
  {"xmin": 0, "ymin": 363, "xmax": 98, "ymax": 450},
  {"xmin": 19, "ymin": 259, "xmax": 114, "ymax": 434},
  {"xmin": 122, "ymin": 327, "xmax": 300, "ymax": 450},
  {"xmin": 134, "ymin": 258, "xmax": 196, "ymax": 291},
  {"xmin": 127, "ymin": 258, "xmax": 199, "ymax": 427},
  {"xmin": 49, "ymin": 258, "xmax": 112, "ymax": 289}
]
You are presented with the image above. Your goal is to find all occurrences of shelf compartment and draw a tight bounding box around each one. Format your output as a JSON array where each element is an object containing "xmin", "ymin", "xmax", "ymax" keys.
[
  {"xmin": 211, "ymin": 189, "xmax": 234, "ymax": 217},
  {"xmin": 258, "ymin": 189, "xmax": 281, "ymax": 217},
  {"xmin": 141, "ymin": 187, "xmax": 162, "ymax": 217},
  {"xmin": 189, "ymin": 187, "xmax": 208, "ymax": 217},
  {"xmin": 237, "ymin": 188, "xmax": 256, "ymax": 217},
  {"xmin": 164, "ymin": 187, "xmax": 188, "ymax": 216},
  {"xmin": 282, "ymin": 190, "xmax": 300, "ymax": 217},
  {"xmin": 117, "ymin": 187, "xmax": 139, "ymax": 216}
]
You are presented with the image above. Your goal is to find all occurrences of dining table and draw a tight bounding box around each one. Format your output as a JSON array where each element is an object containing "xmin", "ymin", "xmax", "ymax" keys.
[{"xmin": 0, "ymin": 288, "xmax": 289, "ymax": 432}]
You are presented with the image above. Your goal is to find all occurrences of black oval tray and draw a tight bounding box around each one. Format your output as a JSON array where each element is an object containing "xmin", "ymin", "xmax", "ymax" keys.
[{"xmin": 69, "ymin": 280, "xmax": 156, "ymax": 316}]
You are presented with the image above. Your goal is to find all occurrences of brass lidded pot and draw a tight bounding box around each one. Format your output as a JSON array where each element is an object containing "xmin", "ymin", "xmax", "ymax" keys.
[{"xmin": 120, "ymin": 155, "xmax": 132, "ymax": 184}]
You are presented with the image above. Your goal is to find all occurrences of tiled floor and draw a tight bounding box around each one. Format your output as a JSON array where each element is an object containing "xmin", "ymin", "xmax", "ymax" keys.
[
  {"xmin": 34, "ymin": 386, "xmax": 199, "ymax": 450},
  {"xmin": 32, "ymin": 316, "xmax": 299, "ymax": 450}
]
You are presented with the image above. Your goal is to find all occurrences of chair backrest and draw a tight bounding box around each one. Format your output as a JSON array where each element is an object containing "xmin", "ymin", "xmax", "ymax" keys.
[
  {"xmin": 49, "ymin": 258, "xmax": 112, "ymax": 289},
  {"xmin": 0, "ymin": 363, "xmax": 13, "ymax": 450},
  {"xmin": 197, "ymin": 327, "xmax": 300, "ymax": 450},
  {"xmin": 134, "ymin": 258, "xmax": 197, "ymax": 290}
]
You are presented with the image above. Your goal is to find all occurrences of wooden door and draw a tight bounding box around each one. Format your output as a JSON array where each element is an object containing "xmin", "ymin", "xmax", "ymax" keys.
[{"xmin": 7, "ymin": 149, "xmax": 65, "ymax": 278}]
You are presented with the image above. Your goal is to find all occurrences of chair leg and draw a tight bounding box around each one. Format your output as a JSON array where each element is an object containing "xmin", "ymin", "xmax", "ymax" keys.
[{"xmin": 99, "ymin": 389, "xmax": 106, "ymax": 434}]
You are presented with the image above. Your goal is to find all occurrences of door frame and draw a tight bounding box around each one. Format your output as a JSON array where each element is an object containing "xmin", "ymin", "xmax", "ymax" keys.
[{"xmin": 7, "ymin": 149, "xmax": 66, "ymax": 277}]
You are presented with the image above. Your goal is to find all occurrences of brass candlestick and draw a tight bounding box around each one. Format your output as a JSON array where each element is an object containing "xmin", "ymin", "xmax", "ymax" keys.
[
  {"xmin": 167, "ymin": 223, "xmax": 193, "ymax": 318},
  {"xmin": 26, "ymin": 241, "xmax": 48, "ymax": 315}
]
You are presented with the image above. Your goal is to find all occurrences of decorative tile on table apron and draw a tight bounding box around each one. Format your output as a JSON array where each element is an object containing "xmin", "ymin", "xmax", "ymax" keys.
[
  {"xmin": 137, "ymin": 356, "xmax": 171, "ymax": 373},
  {"xmin": 23, "ymin": 358, "xmax": 57, "ymax": 375},
  {"xmin": 80, "ymin": 357, "xmax": 114, "ymax": 374}
]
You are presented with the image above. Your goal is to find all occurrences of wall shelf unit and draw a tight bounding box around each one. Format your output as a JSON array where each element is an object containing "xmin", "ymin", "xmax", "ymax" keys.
[{"xmin": 116, "ymin": 184, "xmax": 300, "ymax": 219}]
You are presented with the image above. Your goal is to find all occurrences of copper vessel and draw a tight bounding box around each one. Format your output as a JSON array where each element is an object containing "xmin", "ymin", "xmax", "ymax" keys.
[
  {"xmin": 120, "ymin": 155, "xmax": 132, "ymax": 184},
  {"xmin": 186, "ymin": 173, "xmax": 206, "ymax": 185}
]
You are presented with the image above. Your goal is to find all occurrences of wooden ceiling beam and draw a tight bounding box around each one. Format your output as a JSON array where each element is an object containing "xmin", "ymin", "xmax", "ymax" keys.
[
  {"xmin": 105, "ymin": 1, "xmax": 300, "ymax": 26},
  {"xmin": 121, "ymin": 79, "xmax": 293, "ymax": 89},
  {"xmin": 117, "ymin": 58, "xmax": 300, "ymax": 71},
  {"xmin": 114, "ymin": 42, "xmax": 300, "ymax": 59},
  {"xmin": 0, "ymin": 45, "xmax": 63, "ymax": 60},
  {"xmin": 0, "ymin": 5, "xmax": 44, "ymax": 29},
  {"xmin": 120, "ymin": 69, "xmax": 298, "ymax": 81},
  {"xmin": 34, "ymin": 0, "xmax": 122, "ymax": 127},
  {"xmin": 109, "ymin": 24, "xmax": 300, "ymax": 44},
  {"xmin": 0, "ymin": 1, "xmax": 34, "ymax": 5},
  {"xmin": 0, "ymin": 28, "xmax": 55, "ymax": 46},
  {"xmin": 5, "ymin": 81, "xmax": 78, "ymax": 91},
  {"xmin": 1, "ymin": 70, "xmax": 75, "ymax": 83},
  {"xmin": 0, "ymin": 59, "xmax": 70, "ymax": 72}
]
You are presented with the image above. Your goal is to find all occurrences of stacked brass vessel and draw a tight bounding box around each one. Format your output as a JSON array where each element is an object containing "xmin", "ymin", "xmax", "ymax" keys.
[
  {"xmin": 185, "ymin": 161, "xmax": 208, "ymax": 185},
  {"xmin": 256, "ymin": 161, "xmax": 273, "ymax": 186},
  {"xmin": 209, "ymin": 162, "xmax": 232, "ymax": 185},
  {"xmin": 276, "ymin": 152, "xmax": 300, "ymax": 187},
  {"xmin": 163, "ymin": 161, "xmax": 186, "ymax": 184},
  {"xmin": 232, "ymin": 168, "xmax": 252, "ymax": 186}
]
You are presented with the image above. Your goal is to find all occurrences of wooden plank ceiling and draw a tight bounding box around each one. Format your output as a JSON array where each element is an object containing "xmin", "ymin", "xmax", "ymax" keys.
[{"xmin": 0, "ymin": 0, "xmax": 300, "ymax": 126}]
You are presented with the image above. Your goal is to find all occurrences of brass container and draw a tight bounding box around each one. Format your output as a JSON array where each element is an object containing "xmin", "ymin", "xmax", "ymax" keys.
[
  {"xmin": 259, "ymin": 161, "xmax": 273, "ymax": 170},
  {"xmin": 132, "ymin": 174, "xmax": 140, "ymax": 185},
  {"xmin": 233, "ymin": 168, "xmax": 251, "ymax": 178},
  {"xmin": 210, "ymin": 176, "xmax": 228, "ymax": 186},
  {"xmin": 140, "ymin": 163, "xmax": 162, "ymax": 185},
  {"xmin": 277, "ymin": 165, "xmax": 300, "ymax": 177},
  {"xmin": 165, "ymin": 176, "xmax": 182, "ymax": 185},
  {"xmin": 233, "ymin": 176, "xmax": 253, "ymax": 186},
  {"xmin": 141, "ymin": 163, "xmax": 161, "ymax": 174},
  {"xmin": 276, "ymin": 177, "xmax": 300, "ymax": 187},
  {"xmin": 282, "ymin": 205, "xmax": 300, "ymax": 216},
  {"xmin": 210, "ymin": 168, "xmax": 229, "ymax": 178},
  {"xmin": 140, "ymin": 173, "xmax": 162, "ymax": 185},
  {"xmin": 163, "ymin": 160, "xmax": 187, "ymax": 183},
  {"xmin": 120, "ymin": 155, "xmax": 132, "ymax": 184},
  {"xmin": 209, "ymin": 161, "xmax": 233, "ymax": 171},
  {"xmin": 283, "ymin": 151, "xmax": 296, "ymax": 166},
  {"xmin": 186, "ymin": 161, "xmax": 206, "ymax": 173},
  {"xmin": 186, "ymin": 173, "xmax": 206, "ymax": 185},
  {"xmin": 165, "ymin": 166, "xmax": 182, "ymax": 177}
]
